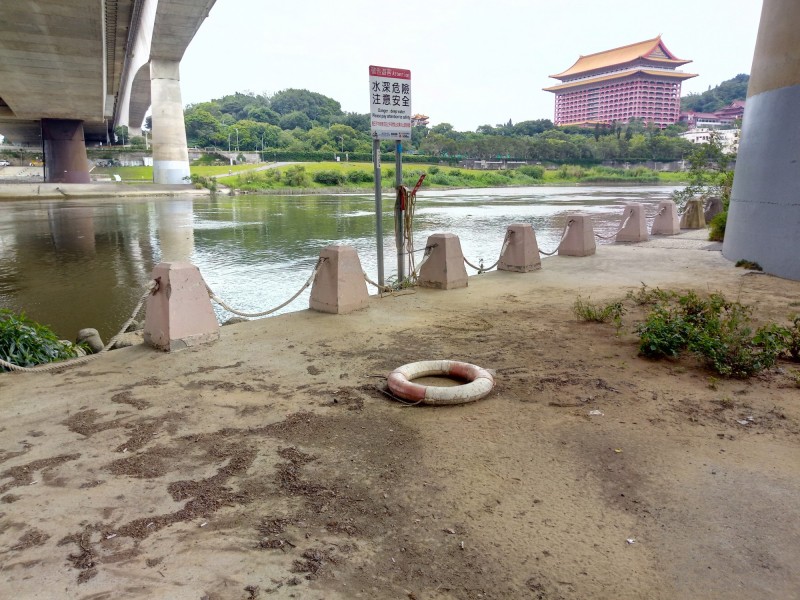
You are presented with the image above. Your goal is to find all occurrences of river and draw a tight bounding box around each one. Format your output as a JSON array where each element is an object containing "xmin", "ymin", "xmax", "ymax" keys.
[{"xmin": 0, "ymin": 185, "xmax": 679, "ymax": 340}]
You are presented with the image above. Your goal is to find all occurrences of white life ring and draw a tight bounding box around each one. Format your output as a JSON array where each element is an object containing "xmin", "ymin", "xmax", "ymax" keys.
[{"xmin": 387, "ymin": 360, "xmax": 495, "ymax": 405}]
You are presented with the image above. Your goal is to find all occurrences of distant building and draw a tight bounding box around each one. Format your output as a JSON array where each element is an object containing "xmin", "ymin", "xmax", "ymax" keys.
[
  {"xmin": 411, "ymin": 114, "xmax": 430, "ymax": 127},
  {"xmin": 544, "ymin": 36, "xmax": 697, "ymax": 128},
  {"xmin": 680, "ymin": 100, "xmax": 746, "ymax": 129},
  {"xmin": 679, "ymin": 127, "xmax": 740, "ymax": 154}
]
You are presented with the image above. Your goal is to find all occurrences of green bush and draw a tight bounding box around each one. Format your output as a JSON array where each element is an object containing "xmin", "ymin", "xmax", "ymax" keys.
[
  {"xmin": 346, "ymin": 169, "xmax": 374, "ymax": 183},
  {"xmin": 708, "ymin": 210, "xmax": 727, "ymax": 241},
  {"xmin": 428, "ymin": 166, "xmax": 440, "ymax": 175},
  {"xmin": 313, "ymin": 170, "xmax": 345, "ymax": 185},
  {"xmin": 518, "ymin": 165, "xmax": 545, "ymax": 179},
  {"xmin": 283, "ymin": 165, "xmax": 309, "ymax": 187},
  {"xmin": 636, "ymin": 306, "xmax": 691, "ymax": 358},
  {"xmin": 1, "ymin": 310, "xmax": 81, "ymax": 370},
  {"xmin": 577, "ymin": 286, "xmax": 799, "ymax": 378}
]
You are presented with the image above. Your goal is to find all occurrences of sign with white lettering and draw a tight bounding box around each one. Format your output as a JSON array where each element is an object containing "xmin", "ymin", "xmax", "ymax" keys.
[{"xmin": 369, "ymin": 65, "xmax": 412, "ymax": 140}]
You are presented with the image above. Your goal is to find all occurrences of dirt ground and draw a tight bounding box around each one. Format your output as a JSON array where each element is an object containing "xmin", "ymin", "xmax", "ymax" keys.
[{"xmin": 1, "ymin": 231, "xmax": 799, "ymax": 600}]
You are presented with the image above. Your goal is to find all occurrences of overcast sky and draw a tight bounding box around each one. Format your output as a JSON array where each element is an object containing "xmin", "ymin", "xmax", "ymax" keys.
[{"xmin": 180, "ymin": 0, "xmax": 763, "ymax": 131}]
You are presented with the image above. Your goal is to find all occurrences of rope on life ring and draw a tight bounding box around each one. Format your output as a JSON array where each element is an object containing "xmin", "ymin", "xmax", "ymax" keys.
[{"xmin": 387, "ymin": 360, "xmax": 495, "ymax": 405}]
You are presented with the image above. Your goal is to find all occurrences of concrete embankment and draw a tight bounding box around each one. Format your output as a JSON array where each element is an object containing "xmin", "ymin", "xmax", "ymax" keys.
[{"xmin": 0, "ymin": 182, "xmax": 210, "ymax": 200}]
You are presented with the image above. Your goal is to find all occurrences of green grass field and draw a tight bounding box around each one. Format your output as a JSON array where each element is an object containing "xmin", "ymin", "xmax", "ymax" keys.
[
  {"xmin": 94, "ymin": 161, "xmax": 690, "ymax": 189},
  {"xmin": 92, "ymin": 164, "xmax": 255, "ymax": 181}
]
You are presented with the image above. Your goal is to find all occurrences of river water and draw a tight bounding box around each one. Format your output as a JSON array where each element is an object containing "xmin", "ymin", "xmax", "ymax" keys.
[{"xmin": 0, "ymin": 185, "xmax": 678, "ymax": 340}]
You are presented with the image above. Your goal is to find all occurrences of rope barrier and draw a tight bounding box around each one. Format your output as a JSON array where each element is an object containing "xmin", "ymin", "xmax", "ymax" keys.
[
  {"xmin": 363, "ymin": 272, "xmax": 394, "ymax": 293},
  {"xmin": 646, "ymin": 206, "xmax": 667, "ymax": 225},
  {"xmin": 1, "ymin": 279, "xmax": 158, "ymax": 374},
  {"xmin": 539, "ymin": 219, "xmax": 574, "ymax": 256},
  {"xmin": 595, "ymin": 210, "xmax": 631, "ymax": 241},
  {"xmin": 208, "ymin": 257, "xmax": 326, "ymax": 318},
  {"xmin": 464, "ymin": 231, "xmax": 513, "ymax": 274}
]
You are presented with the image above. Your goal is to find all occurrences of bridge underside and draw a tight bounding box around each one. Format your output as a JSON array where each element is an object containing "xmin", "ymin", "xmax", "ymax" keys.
[{"xmin": 0, "ymin": 0, "xmax": 215, "ymax": 183}]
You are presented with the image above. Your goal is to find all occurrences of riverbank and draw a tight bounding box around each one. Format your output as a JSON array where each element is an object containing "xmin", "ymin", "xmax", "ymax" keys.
[
  {"xmin": 2, "ymin": 231, "xmax": 799, "ymax": 599},
  {"xmin": 0, "ymin": 182, "xmax": 210, "ymax": 201}
]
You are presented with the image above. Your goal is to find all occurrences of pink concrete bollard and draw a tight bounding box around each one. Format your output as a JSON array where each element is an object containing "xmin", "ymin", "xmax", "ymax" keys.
[
  {"xmin": 144, "ymin": 262, "xmax": 220, "ymax": 351},
  {"xmin": 558, "ymin": 214, "xmax": 596, "ymax": 257},
  {"xmin": 309, "ymin": 245, "xmax": 369, "ymax": 314},
  {"xmin": 418, "ymin": 233, "xmax": 468, "ymax": 289},
  {"xmin": 615, "ymin": 202, "xmax": 648, "ymax": 243},
  {"xmin": 680, "ymin": 198, "xmax": 706, "ymax": 229},
  {"xmin": 498, "ymin": 223, "xmax": 541, "ymax": 272},
  {"xmin": 651, "ymin": 200, "xmax": 680, "ymax": 235}
]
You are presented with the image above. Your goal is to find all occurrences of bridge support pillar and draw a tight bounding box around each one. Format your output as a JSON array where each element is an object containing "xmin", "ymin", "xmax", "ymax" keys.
[
  {"xmin": 723, "ymin": 0, "xmax": 800, "ymax": 280},
  {"xmin": 41, "ymin": 119, "xmax": 90, "ymax": 183},
  {"xmin": 150, "ymin": 59, "xmax": 191, "ymax": 185}
]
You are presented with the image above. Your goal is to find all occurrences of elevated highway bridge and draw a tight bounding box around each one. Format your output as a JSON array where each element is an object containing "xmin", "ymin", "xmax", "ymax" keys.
[{"xmin": 0, "ymin": 0, "xmax": 215, "ymax": 183}]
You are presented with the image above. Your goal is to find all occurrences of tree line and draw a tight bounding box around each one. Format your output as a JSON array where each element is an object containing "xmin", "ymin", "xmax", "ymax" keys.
[{"xmin": 123, "ymin": 86, "xmax": 736, "ymax": 162}]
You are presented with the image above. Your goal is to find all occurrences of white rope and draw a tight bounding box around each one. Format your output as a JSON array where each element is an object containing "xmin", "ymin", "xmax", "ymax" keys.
[
  {"xmin": 539, "ymin": 219, "xmax": 574, "ymax": 256},
  {"xmin": 595, "ymin": 209, "xmax": 631, "ymax": 240},
  {"xmin": 646, "ymin": 206, "xmax": 667, "ymax": 225},
  {"xmin": 208, "ymin": 258, "xmax": 326, "ymax": 318},
  {"xmin": 363, "ymin": 272, "xmax": 394, "ymax": 293},
  {"xmin": 1, "ymin": 280, "xmax": 158, "ymax": 374},
  {"xmin": 464, "ymin": 231, "xmax": 513, "ymax": 273}
]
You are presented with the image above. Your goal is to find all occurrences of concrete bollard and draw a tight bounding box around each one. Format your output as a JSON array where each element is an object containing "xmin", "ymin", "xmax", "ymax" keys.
[
  {"xmin": 704, "ymin": 196, "xmax": 723, "ymax": 223},
  {"xmin": 680, "ymin": 198, "xmax": 706, "ymax": 229},
  {"xmin": 615, "ymin": 203, "xmax": 648, "ymax": 243},
  {"xmin": 309, "ymin": 245, "xmax": 369, "ymax": 314},
  {"xmin": 144, "ymin": 262, "xmax": 220, "ymax": 352},
  {"xmin": 651, "ymin": 200, "xmax": 681, "ymax": 235},
  {"xmin": 498, "ymin": 223, "xmax": 541, "ymax": 272},
  {"xmin": 558, "ymin": 214, "xmax": 596, "ymax": 257},
  {"xmin": 418, "ymin": 233, "xmax": 468, "ymax": 289}
]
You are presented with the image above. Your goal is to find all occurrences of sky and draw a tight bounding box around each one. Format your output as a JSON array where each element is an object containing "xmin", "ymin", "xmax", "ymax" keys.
[{"xmin": 179, "ymin": 0, "xmax": 764, "ymax": 132}]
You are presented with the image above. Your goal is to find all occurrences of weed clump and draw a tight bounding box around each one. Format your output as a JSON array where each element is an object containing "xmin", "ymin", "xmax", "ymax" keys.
[
  {"xmin": 572, "ymin": 297, "xmax": 625, "ymax": 331},
  {"xmin": 1, "ymin": 310, "xmax": 82, "ymax": 370},
  {"xmin": 574, "ymin": 285, "xmax": 800, "ymax": 378}
]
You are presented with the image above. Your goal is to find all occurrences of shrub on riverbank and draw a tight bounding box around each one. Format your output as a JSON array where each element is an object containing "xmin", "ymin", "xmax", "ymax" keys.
[
  {"xmin": 573, "ymin": 286, "xmax": 800, "ymax": 378},
  {"xmin": 0, "ymin": 310, "xmax": 82, "ymax": 370}
]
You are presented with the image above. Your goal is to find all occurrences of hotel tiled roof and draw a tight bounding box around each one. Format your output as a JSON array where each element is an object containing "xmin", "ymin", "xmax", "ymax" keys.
[{"xmin": 550, "ymin": 36, "xmax": 691, "ymax": 80}]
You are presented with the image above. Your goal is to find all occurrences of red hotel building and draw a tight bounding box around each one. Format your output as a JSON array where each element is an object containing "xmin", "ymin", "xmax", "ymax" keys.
[{"xmin": 544, "ymin": 36, "xmax": 697, "ymax": 128}]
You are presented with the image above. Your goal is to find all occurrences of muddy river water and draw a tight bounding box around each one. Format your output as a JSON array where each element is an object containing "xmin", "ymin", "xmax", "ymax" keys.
[{"xmin": 0, "ymin": 185, "xmax": 679, "ymax": 340}]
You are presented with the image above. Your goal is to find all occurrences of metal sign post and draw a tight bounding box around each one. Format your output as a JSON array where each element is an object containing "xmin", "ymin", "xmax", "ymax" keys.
[
  {"xmin": 369, "ymin": 65, "xmax": 412, "ymax": 288},
  {"xmin": 372, "ymin": 138, "xmax": 384, "ymax": 287},
  {"xmin": 394, "ymin": 140, "xmax": 404, "ymax": 283}
]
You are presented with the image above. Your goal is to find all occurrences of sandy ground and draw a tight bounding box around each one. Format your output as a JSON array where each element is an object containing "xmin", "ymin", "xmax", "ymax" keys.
[{"xmin": 1, "ymin": 231, "xmax": 799, "ymax": 600}]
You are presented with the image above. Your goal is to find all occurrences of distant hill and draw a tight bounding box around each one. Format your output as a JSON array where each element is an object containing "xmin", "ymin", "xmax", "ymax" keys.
[{"xmin": 681, "ymin": 74, "xmax": 749, "ymax": 113}]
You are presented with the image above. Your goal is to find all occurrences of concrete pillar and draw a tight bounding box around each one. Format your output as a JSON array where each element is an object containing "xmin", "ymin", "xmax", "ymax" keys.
[
  {"xmin": 723, "ymin": 0, "xmax": 800, "ymax": 280},
  {"xmin": 651, "ymin": 200, "xmax": 681, "ymax": 235},
  {"xmin": 558, "ymin": 214, "xmax": 596, "ymax": 257},
  {"xmin": 41, "ymin": 119, "xmax": 90, "ymax": 183},
  {"xmin": 150, "ymin": 59, "xmax": 190, "ymax": 185},
  {"xmin": 498, "ymin": 224, "xmax": 541, "ymax": 272},
  {"xmin": 680, "ymin": 198, "xmax": 706, "ymax": 229},
  {"xmin": 418, "ymin": 233, "xmax": 468, "ymax": 289},
  {"xmin": 144, "ymin": 262, "xmax": 219, "ymax": 351},
  {"xmin": 309, "ymin": 245, "xmax": 369, "ymax": 314},
  {"xmin": 615, "ymin": 203, "xmax": 648, "ymax": 243}
]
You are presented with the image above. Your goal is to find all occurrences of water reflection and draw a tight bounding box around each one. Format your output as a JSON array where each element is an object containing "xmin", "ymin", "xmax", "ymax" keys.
[{"xmin": 0, "ymin": 186, "xmax": 678, "ymax": 339}]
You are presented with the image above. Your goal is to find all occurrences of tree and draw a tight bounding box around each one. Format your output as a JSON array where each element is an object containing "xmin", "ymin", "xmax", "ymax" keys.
[
  {"xmin": 270, "ymin": 89, "xmax": 342, "ymax": 123},
  {"xmin": 113, "ymin": 125, "xmax": 128, "ymax": 145},
  {"xmin": 681, "ymin": 74, "xmax": 749, "ymax": 113},
  {"xmin": 279, "ymin": 111, "xmax": 312, "ymax": 131}
]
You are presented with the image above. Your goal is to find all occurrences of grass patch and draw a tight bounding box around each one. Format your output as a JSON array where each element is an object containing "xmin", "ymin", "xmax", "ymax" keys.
[{"xmin": 574, "ymin": 284, "xmax": 800, "ymax": 378}]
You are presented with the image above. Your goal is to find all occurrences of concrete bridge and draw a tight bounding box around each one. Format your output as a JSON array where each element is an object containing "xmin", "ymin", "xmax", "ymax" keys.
[{"xmin": 0, "ymin": 0, "xmax": 215, "ymax": 184}]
